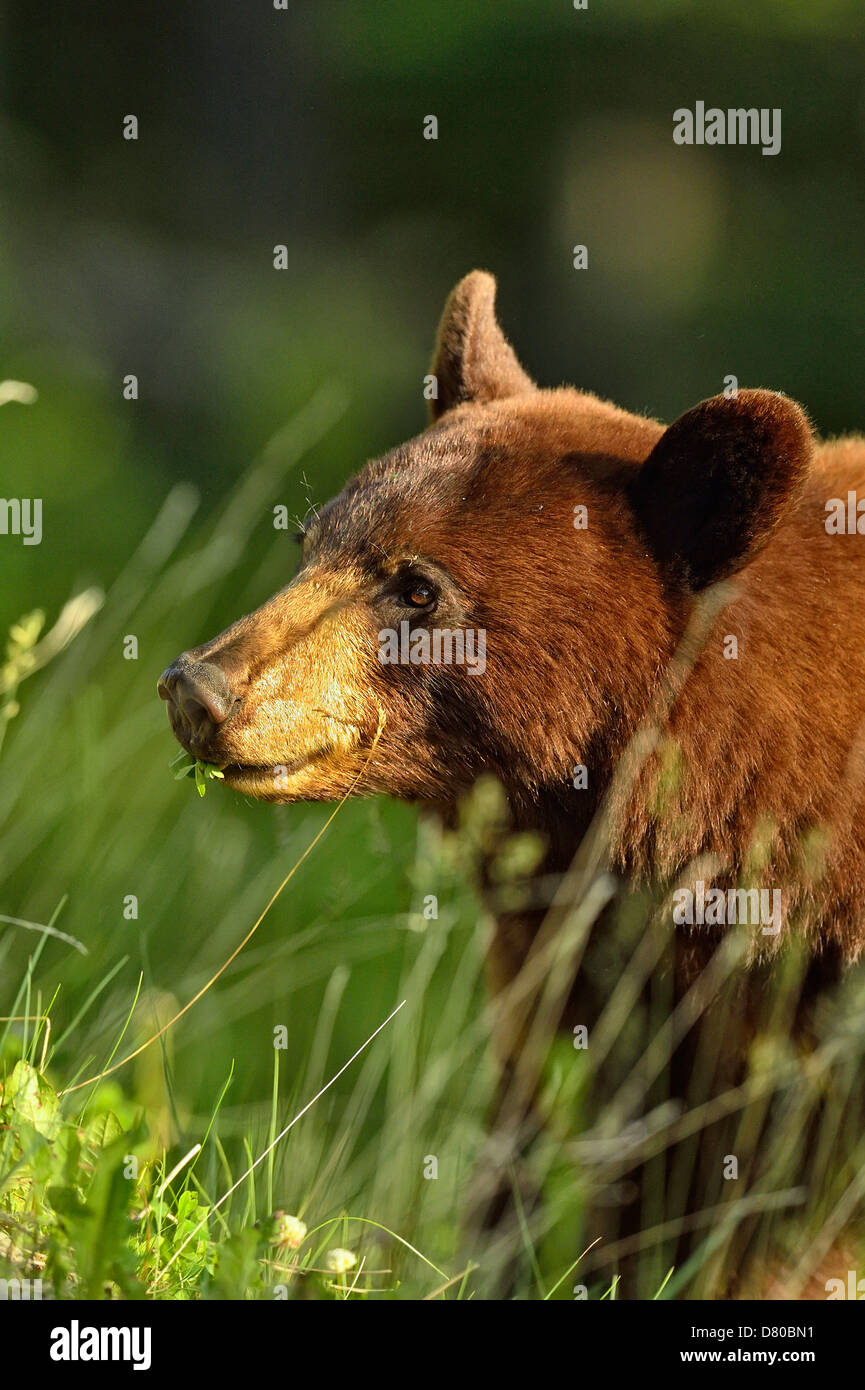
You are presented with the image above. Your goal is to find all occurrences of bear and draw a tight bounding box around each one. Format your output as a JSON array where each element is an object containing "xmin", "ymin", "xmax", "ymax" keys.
[{"xmin": 158, "ymin": 271, "xmax": 865, "ymax": 1297}]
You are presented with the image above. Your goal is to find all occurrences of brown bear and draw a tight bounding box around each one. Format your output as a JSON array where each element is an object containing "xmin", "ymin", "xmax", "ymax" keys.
[{"xmin": 159, "ymin": 271, "xmax": 865, "ymax": 1296}]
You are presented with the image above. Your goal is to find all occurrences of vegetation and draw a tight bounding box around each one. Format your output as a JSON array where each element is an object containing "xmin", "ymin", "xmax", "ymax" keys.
[{"xmin": 170, "ymin": 752, "xmax": 225, "ymax": 798}]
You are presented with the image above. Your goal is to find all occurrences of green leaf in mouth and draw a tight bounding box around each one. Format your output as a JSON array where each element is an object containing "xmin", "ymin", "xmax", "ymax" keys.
[{"xmin": 169, "ymin": 750, "xmax": 225, "ymax": 795}]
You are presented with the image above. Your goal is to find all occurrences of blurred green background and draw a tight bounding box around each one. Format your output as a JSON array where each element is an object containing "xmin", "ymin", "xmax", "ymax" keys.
[
  {"xmin": 4, "ymin": 0, "xmax": 865, "ymax": 640},
  {"xmin": 2, "ymin": 0, "xmax": 865, "ymax": 1295}
]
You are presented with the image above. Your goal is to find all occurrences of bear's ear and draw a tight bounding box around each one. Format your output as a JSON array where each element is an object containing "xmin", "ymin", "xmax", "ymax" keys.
[
  {"xmin": 429, "ymin": 270, "xmax": 535, "ymax": 421},
  {"xmin": 628, "ymin": 389, "xmax": 812, "ymax": 591}
]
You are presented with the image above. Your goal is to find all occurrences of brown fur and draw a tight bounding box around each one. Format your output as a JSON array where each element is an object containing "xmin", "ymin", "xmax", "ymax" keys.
[{"xmin": 159, "ymin": 271, "xmax": 865, "ymax": 1293}]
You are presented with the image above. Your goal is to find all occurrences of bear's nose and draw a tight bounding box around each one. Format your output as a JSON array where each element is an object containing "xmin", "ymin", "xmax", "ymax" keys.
[{"xmin": 158, "ymin": 659, "xmax": 236, "ymax": 734}]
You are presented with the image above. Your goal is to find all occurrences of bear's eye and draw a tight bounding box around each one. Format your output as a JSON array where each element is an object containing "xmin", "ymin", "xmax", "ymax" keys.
[{"xmin": 400, "ymin": 580, "xmax": 436, "ymax": 610}]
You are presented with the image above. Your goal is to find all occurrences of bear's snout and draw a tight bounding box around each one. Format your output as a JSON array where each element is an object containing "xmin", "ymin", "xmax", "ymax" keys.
[{"xmin": 158, "ymin": 657, "xmax": 238, "ymax": 751}]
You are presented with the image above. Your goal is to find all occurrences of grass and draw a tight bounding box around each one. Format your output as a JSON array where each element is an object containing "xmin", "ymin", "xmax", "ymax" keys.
[{"xmin": 2, "ymin": 390, "xmax": 865, "ymax": 1299}]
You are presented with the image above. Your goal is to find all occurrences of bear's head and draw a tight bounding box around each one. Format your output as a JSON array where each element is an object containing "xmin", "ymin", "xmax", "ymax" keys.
[{"xmin": 158, "ymin": 271, "xmax": 812, "ymax": 813}]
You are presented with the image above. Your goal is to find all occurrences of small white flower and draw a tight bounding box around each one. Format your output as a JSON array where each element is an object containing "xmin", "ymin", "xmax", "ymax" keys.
[
  {"xmin": 326, "ymin": 1247, "xmax": 357, "ymax": 1275},
  {"xmin": 268, "ymin": 1212, "xmax": 307, "ymax": 1250}
]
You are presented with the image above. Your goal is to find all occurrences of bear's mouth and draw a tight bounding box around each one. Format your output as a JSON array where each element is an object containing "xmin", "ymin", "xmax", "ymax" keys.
[
  {"xmin": 220, "ymin": 748, "xmax": 332, "ymax": 795},
  {"xmin": 221, "ymin": 764, "xmax": 278, "ymax": 794}
]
